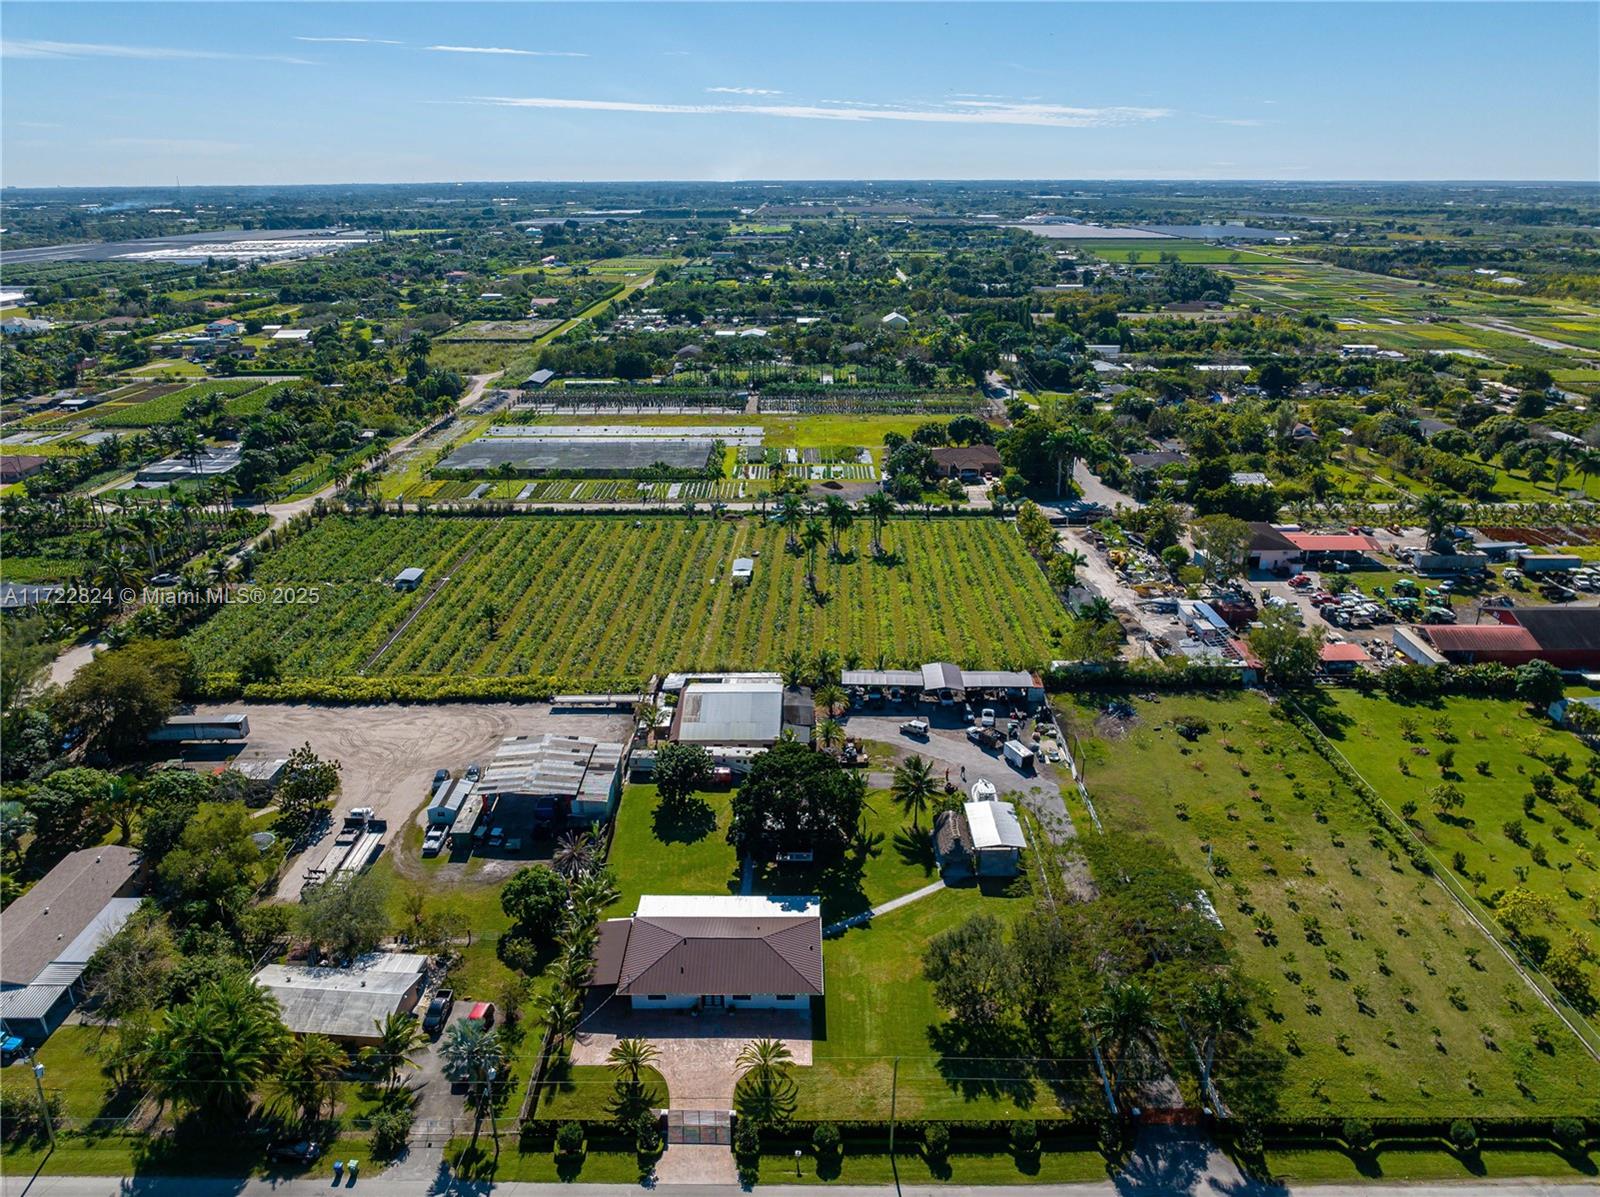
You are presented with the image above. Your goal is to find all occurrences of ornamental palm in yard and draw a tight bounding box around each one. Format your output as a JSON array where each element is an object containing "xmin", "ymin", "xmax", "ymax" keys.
[
  {"xmin": 1086, "ymin": 979, "xmax": 1164, "ymax": 1101},
  {"xmin": 606, "ymin": 1037, "xmax": 661, "ymax": 1086},
  {"xmin": 362, "ymin": 1010, "xmax": 426, "ymax": 1093},
  {"xmin": 862, "ymin": 489, "xmax": 895, "ymax": 558},
  {"xmin": 891, "ymin": 754, "xmax": 940, "ymax": 830},
  {"xmin": 823, "ymin": 495, "xmax": 853, "ymax": 559},
  {"xmin": 146, "ymin": 974, "xmax": 288, "ymax": 1124},
  {"xmin": 800, "ymin": 518, "xmax": 826, "ymax": 595},
  {"xmin": 267, "ymin": 1032, "xmax": 349, "ymax": 1129},
  {"xmin": 734, "ymin": 1037, "xmax": 794, "ymax": 1086}
]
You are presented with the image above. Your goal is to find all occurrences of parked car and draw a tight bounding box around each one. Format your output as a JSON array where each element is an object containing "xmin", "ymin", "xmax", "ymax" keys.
[
  {"xmin": 267, "ymin": 1139, "xmax": 322, "ymax": 1165},
  {"xmin": 899, "ymin": 719, "xmax": 929, "ymax": 738},
  {"xmin": 432, "ymin": 768, "xmax": 450, "ymax": 794},
  {"xmin": 0, "ymin": 1036, "xmax": 24, "ymax": 1065},
  {"xmin": 149, "ymin": 572, "xmax": 180, "ymax": 588},
  {"xmin": 465, "ymin": 763, "xmax": 482, "ymax": 782},
  {"xmin": 422, "ymin": 827, "xmax": 446, "ymax": 858},
  {"xmin": 422, "ymin": 989, "xmax": 454, "ymax": 1034},
  {"xmin": 979, "ymin": 708, "xmax": 996, "ymax": 728}
]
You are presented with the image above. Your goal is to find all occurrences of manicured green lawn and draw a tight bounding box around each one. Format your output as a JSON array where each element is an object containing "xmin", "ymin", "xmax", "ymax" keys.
[
  {"xmin": 1071, "ymin": 690, "xmax": 1599, "ymax": 1119},
  {"xmin": 448, "ymin": 1138, "xmax": 646, "ymax": 1182},
  {"xmin": 798, "ymin": 884, "xmax": 1082, "ymax": 1121},
  {"xmin": 536, "ymin": 1064, "xmax": 667, "ymax": 1119},
  {"xmin": 1307, "ymin": 693, "xmax": 1598, "ymax": 1023},
  {"xmin": 1, "ymin": 1132, "xmax": 375, "ymax": 1178},
  {"xmin": 0, "ymin": 1025, "xmax": 131, "ymax": 1123},
  {"xmin": 761, "ymin": 1146, "xmax": 1110, "ymax": 1184},
  {"xmin": 1263, "ymin": 1142, "xmax": 1596, "ymax": 1182},
  {"xmin": 608, "ymin": 782, "xmax": 943, "ymax": 923}
]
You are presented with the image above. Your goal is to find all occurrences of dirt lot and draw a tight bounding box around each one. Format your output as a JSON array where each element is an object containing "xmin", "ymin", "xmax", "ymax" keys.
[{"xmin": 184, "ymin": 701, "xmax": 633, "ymax": 900}]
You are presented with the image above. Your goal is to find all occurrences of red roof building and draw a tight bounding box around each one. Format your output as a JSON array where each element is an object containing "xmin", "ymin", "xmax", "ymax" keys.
[
  {"xmin": 1320, "ymin": 641, "xmax": 1373, "ymax": 664},
  {"xmin": 1284, "ymin": 532, "xmax": 1381, "ymax": 556},
  {"xmin": 1423, "ymin": 624, "xmax": 1543, "ymax": 665}
]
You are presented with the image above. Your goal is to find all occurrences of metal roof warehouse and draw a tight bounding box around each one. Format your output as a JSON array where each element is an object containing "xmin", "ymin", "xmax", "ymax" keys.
[{"xmin": 252, "ymin": 952, "xmax": 428, "ymax": 1043}]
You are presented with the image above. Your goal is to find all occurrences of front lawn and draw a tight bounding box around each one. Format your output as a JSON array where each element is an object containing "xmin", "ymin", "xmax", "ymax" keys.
[
  {"xmin": 536, "ymin": 1064, "xmax": 667, "ymax": 1119},
  {"xmin": 1071, "ymin": 690, "xmax": 1599, "ymax": 1119},
  {"xmin": 760, "ymin": 1145, "xmax": 1110, "ymax": 1185}
]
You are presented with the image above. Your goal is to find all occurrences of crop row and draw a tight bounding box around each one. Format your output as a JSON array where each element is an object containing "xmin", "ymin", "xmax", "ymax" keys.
[{"xmin": 184, "ymin": 515, "xmax": 1067, "ymax": 683}]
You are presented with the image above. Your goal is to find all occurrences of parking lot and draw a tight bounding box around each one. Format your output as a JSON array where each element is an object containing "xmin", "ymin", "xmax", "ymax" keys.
[{"xmin": 183, "ymin": 701, "xmax": 634, "ymax": 900}]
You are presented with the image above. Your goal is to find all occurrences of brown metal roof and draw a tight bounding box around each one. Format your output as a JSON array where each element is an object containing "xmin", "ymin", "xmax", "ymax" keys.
[
  {"xmin": 590, "ymin": 918, "xmax": 633, "ymax": 987},
  {"xmin": 614, "ymin": 913, "xmax": 823, "ymax": 997},
  {"xmin": 0, "ymin": 846, "xmax": 140, "ymax": 988},
  {"xmin": 1426, "ymin": 624, "xmax": 1541, "ymax": 654}
]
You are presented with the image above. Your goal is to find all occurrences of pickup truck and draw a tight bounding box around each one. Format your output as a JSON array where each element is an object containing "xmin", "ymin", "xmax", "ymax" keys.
[{"xmin": 422, "ymin": 989, "xmax": 454, "ymax": 1034}]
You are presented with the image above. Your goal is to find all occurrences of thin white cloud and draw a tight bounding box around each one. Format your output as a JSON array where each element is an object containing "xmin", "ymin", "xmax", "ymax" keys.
[
  {"xmin": 706, "ymin": 86, "xmax": 783, "ymax": 97},
  {"xmin": 467, "ymin": 95, "xmax": 1169, "ymax": 128},
  {"xmin": 295, "ymin": 36, "xmax": 403, "ymax": 46},
  {"xmin": 467, "ymin": 96, "xmax": 1171, "ymax": 128},
  {"xmin": 428, "ymin": 45, "xmax": 587, "ymax": 58},
  {"xmin": 1, "ymin": 38, "xmax": 314, "ymax": 65}
]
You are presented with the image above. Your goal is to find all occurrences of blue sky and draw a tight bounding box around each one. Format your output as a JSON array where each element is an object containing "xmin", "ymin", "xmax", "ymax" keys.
[{"xmin": 3, "ymin": 3, "xmax": 1595, "ymax": 186}]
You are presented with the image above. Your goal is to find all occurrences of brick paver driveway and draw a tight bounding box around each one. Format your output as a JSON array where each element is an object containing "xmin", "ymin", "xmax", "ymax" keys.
[{"xmin": 570, "ymin": 997, "xmax": 812, "ymax": 1109}]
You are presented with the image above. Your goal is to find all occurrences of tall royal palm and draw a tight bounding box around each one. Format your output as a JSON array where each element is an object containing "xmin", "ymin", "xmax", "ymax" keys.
[
  {"xmin": 1086, "ymin": 980, "xmax": 1163, "ymax": 1098},
  {"xmin": 891, "ymin": 754, "xmax": 940, "ymax": 829},
  {"xmin": 863, "ymin": 489, "xmax": 895, "ymax": 558},
  {"xmin": 800, "ymin": 518, "xmax": 827, "ymax": 594},
  {"xmin": 823, "ymin": 495, "xmax": 853, "ymax": 559},
  {"xmin": 775, "ymin": 493, "xmax": 806, "ymax": 552}
]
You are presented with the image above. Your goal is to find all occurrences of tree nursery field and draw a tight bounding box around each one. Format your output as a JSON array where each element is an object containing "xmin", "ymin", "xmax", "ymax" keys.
[{"xmin": 185, "ymin": 514, "xmax": 1069, "ymax": 690}]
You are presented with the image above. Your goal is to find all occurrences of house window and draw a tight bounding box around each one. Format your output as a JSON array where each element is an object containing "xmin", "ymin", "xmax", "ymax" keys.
[
  {"xmin": 732, "ymin": 995, "xmax": 752, "ymax": 1002},
  {"xmin": 646, "ymin": 995, "xmax": 667, "ymax": 1002},
  {"xmin": 776, "ymin": 994, "xmax": 796, "ymax": 1002}
]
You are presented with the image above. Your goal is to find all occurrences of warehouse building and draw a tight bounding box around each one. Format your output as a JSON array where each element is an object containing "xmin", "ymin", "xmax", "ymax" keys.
[
  {"xmin": 669, "ymin": 677, "xmax": 814, "ymax": 749},
  {"xmin": 475, "ymin": 733, "xmax": 626, "ymax": 825},
  {"xmin": 252, "ymin": 952, "xmax": 428, "ymax": 1044},
  {"xmin": 0, "ymin": 847, "xmax": 142, "ymax": 1044}
]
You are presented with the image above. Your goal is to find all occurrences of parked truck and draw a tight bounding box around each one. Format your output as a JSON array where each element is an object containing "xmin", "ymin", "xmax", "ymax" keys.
[{"xmin": 148, "ymin": 713, "xmax": 249, "ymax": 743}]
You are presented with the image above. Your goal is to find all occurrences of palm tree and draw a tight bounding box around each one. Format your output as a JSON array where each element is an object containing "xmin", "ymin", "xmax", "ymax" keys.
[
  {"xmin": 734, "ymin": 1037, "xmax": 794, "ymax": 1087},
  {"xmin": 362, "ymin": 1011, "xmax": 426, "ymax": 1092},
  {"xmin": 541, "ymin": 987, "xmax": 583, "ymax": 1052},
  {"xmin": 1077, "ymin": 596, "xmax": 1116, "ymax": 626},
  {"xmin": 606, "ymin": 1038, "xmax": 661, "ymax": 1086},
  {"xmin": 778, "ymin": 649, "xmax": 809, "ymax": 688},
  {"xmin": 268, "ymin": 1033, "xmax": 349, "ymax": 1129},
  {"xmin": 800, "ymin": 518, "xmax": 826, "ymax": 595},
  {"xmin": 814, "ymin": 681, "xmax": 847, "ymax": 718},
  {"xmin": 1086, "ymin": 980, "xmax": 1163, "ymax": 1098},
  {"xmin": 774, "ymin": 493, "xmax": 806, "ymax": 552},
  {"xmin": 1416, "ymin": 492, "xmax": 1464, "ymax": 553},
  {"xmin": 571, "ymin": 868, "xmax": 620, "ymax": 912},
  {"xmin": 862, "ymin": 489, "xmax": 895, "ymax": 558},
  {"xmin": 553, "ymin": 829, "xmax": 595, "ymax": 880},
  {"xmin": 146, "ymin": 975, "xmax": 288, "ymax": 1124},
  {"xmin": 817, "ymin": 716, "xmax": 844, "ymax": 752},
  {"xmin": 440, "ymin": 1019, "xmax": 509, "ymax": 1146},
  {"xmin": 891, "ymin": 755, "xmax": 940, "ymax": 830},
  {"xmin": 1183, "ymin": 978, "xmax": 1254, "ymax": 1110},
  {"xmin": 822, "ymin": 495, "xmax": 853, "ymax": 559},
  {"xmin": 812, "ymin": 647, "xmax": 841, "ymax": 687}
]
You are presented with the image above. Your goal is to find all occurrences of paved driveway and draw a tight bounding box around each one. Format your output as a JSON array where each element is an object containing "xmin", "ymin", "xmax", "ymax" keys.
[
  {"xmin": 841, "ymin": 710, "xmax": 1075, "ymax": 843},
  {"xmin": 570, "ymin": 999, "xmax": 812, "ymax": 1110}
]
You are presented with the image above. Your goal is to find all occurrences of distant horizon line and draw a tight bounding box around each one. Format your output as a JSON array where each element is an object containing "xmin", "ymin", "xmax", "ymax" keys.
[{"xmin": 4, "ymin": 177, "xmax": 1598, "ymax": 192}]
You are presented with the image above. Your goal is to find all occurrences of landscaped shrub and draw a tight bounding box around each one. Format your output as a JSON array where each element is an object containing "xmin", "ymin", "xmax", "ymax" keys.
[
  {"xmin": 1009, "ymin": 1119, "xmax": 1039, "ymax": 1155},
  {"xmin": 370, "ymin": 1107, "xmax": 414, "ymax": 1159},
  {"xmin": 1552, "ymin": 1117, "xmax": 1585, "ymax": 1149},
  {"xmin": 1340, "ymin": 1117, "xmax": 1373, "ymax": 1151},
  {"xmin": 734, "ymin": 1119, "xmax": 762, "ymax": 1161},
  {"xmin": 812, "ymin": 1122, "xmax": 841, "ymax": 1157},
  {"xmin": 1449, "ymin": 1119, "xmax": 1478, "ymax": 1151},
  {"xmin": 555, "ymin": 1121, "xmax": 585, "ymax": 1159},
  {"xmin": 922, "ymin": 1123, "xmax": 950, "ymax": 1160}
]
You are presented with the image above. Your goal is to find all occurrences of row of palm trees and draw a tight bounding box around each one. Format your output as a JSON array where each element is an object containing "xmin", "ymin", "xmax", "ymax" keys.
[
  {"xmin": 769, "ymin": 491, "xmax": 900, "ymax": 593},
  {"xmin": 1084, "ymin": 977, "xmax": 1254, "ymax": 1115}
]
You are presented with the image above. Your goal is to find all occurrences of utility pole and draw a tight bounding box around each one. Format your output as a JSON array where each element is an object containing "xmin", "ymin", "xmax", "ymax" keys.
[
  {"xmin": 887, "ymin": 1055, "xmax": 899, "ymax": 1160},
  {"xmin": 31, "ymin": 1061, "xmax": 56, "ymax": 1149},
  {"xmin": 486, "ymin": 1065, "xmax": 499, "ymax": 1153}
]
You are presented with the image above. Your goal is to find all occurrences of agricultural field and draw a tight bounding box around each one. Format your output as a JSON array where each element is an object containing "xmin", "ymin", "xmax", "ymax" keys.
[
  {"xmin": 1070, "ymin": 691, "xmax": 1599, "ymax": 1119},
  {"xmin": 81, "ymin": 379, "xmax": 272, "ymax": 428},
  {"xmin": 1307, "ymin": 693, "xmax": 1599, "ymax": 996},
  {"xmin": 1086, "ymin": 239, "xmax": 1287, "ymax": 265},
  {"xmin": 184, "ymin": 514, "xmax": 1068, "ymax": 686}
]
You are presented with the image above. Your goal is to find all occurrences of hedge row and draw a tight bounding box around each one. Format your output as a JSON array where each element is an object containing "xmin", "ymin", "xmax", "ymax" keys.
[
  {"xmin": 193, "ymin": 672, "xmax": 645, "ymax": 704},
  {"xmin": 1042, "ymin": 659, "xmax": 1248, "ymax": 693}
]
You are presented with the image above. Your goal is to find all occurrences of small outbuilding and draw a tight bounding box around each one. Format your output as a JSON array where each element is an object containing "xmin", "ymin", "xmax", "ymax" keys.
[
  {"xmin": 394, "ymin": 566, "xmax": 425, "ymax": 591},
  {"xmin": 933, "ymin": 798, "xmax": 1027, "ymax": 880},
  {"xmin": 731, "ymin": 557, "xmax": 754, "ymax": 586}
]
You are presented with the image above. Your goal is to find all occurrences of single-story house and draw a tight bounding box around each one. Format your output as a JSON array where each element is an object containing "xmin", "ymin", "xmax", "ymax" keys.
[
  {"xmin": 252, "ymin": 952, "xmax": 428, "ymax": 1044},
  {"xmin": 0, "ymin": 455, "xmax": 49, "ymax": 484},
  {"xmin": 590, "ymin": 894, "xmax": 823, "ymax": 1011},
  {"xmin": 1230, "ymin": 471, "xmax": 1273, "ymax": 488},
  {"xmin": 929, "ymin": 445, "xmax": 1002, "ymax": 482},
  {"xmin": 934, "ymin": 799, "xmax": 1026, "ymax": 880},
  {"xmin": 0, "ymin": 846, "xmax": 142, "ymax": 1043},
  {"xmin": 880, "ymin": 311, "xmax": 910, "ymax": 328},
  {"xmin": 475, "ymin": 733, "xmax": 625, "ymax": 825},
  {"xmin": 1244, "ymin": 523, "xmax": 1302, "ymax": 573},
  {"xmin": 1319, "ymin": 641, "xmax": 1373, "ymax": 675},
  {"xmin": 670, "ymin": 678, "xmax": 814, "ymax": 749}
]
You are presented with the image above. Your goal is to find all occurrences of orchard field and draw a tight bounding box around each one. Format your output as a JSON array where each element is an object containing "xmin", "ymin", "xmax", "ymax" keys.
[{"xmin": 185, "ymin": 514, "xmax": 1068, "ymax": 687}]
